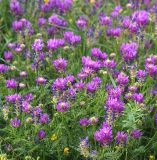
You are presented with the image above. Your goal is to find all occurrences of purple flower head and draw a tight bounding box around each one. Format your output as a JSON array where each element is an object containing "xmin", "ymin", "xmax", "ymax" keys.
[
  {"xmin": 103, "ymin": 59, "xmax": 116, "ymax": 69},
  {"xmin": 131, "ymin": 130, "xmax": 142, "ymax": 139},
  {"xmin": 0, "ymin": 64, "xmax": 8, "ymax": 74},
  {"xmin": 6, "ymin": 79, "xmax": 17, "ymax": 89},
  {"xmin": 47, "ymin": 38, "xmax": 65, "ymax": 51},
  {"xmin": 106, "ymin": 97, "xmax": 125, "ymax": 114},
  {"xmin": 21, "ymin": 101, "xmax": 31, "ymax": 113},
  {"xmin": 116, "ymin": 131, "xmax": 128, "ymax": 145},
  {"xmin": 128, "ymin": 86, "xmax": 137, "ymax": 93},
  {"xmin": 52, "ymin": 58, "xmax": 67, "ymax": 72},
  {"xmin": 99, "ymin": 15, "xmax": 112, "ymax": 26},
  {"xmin": 39, "ymin": 113, "xmax": 49, "ymax": 124},
  {"xmin": 145, "ymin": 64, "xmax": 157, "ymax": 77},
  {"xmin": 32, "ymin": 39, "xmax": 44, "ymax": 52},
  {"xmin": 6, "ymin": 94, "xmax": 21, "ymax": 104},
  {"xmin": 48, "ymin": 14, "xmax": 66, "ymax": 27},
  {"xmin": 116, "ymin": 72, "xmax": 129, "ymax": 86},
  {"xmin": 91, "ymin": 48, "xmax": 102, "ymax": 59},
  {"xmin": 4, "ymin": 51, "xmax": 13, "ymax": 61},
  {"xmin": 74, "ymin": 82, "xmax": 85, "ymax": 91},
  {"xmin": 108, "ymin": 87, "xmax": 122, "ymax": 99},
  {"xmin": 79, "ymin": 118, "xmax": 89, "ymax": 126},
  {"xmin": 155, "ymin": 114, "xmax": 157, "ymax": 125},
  {"xmin": 76, "ymin": 16, "xmax": 88, "ymax": 30},
  {"xmin": 37, "ymin": 130, "xmax": 46, "ymax": 140},
  {"xmin": 132, "ymin": 93, "xmax": 144, "ymax": 103},
  {"xmin": 56, "ymin": 101, "xmax": 70, "ymax": 112},
  {"xmin": 55, "ymin": 0, "xmax": 73, "ymax": 13},
  {"xmin": 94, "ymin": 125, "xmax": 112, "ymax": 145},
  {"xmin": 38, "ymin": 17, "xmax": 47, "ymax": 27},
  {"xmin": 52, "ymin": 78, "xmax": 67, "ymax": 91},
  {"xmin": 10, "ymin": 118, "xmax": 21, "ymax": 128},
  {"xmin": 12, "ymin": 20, "xmax": 23, "ymax": 32},
  {"xmin": 32, "ymin": 106, "xmax": 42, "ymax": 117},
  {"xmin": 36, "ymin": 77, "xmax": 47, "ymax": 85},
  {"xmin": 122, "ymin": 16, "xmax": 131, "ymax": 29},
  {"xmin": 10, "ymin": 0, "xmax": 23, "ymax": 15},
  {"xmin": 66, "ymin": 75, "xmax": 75, "ymax": 84},
  {"xmin": 136, "ymin": 69, "xmax": 147, "ymax": 80},
  {"xmin": 20, "ymin": 71, "xmax": 27, "ymax": 78},
  {"xmin": 120, "ymin": 42, "xmax": 138, "ymax": 62},
  {"xmin": 132, "ymin": 10, "xmax": 149, "ymax": 26},
  {"xmin": 129, "ymin": 22, "xmax": 139, "ymax": 33}
]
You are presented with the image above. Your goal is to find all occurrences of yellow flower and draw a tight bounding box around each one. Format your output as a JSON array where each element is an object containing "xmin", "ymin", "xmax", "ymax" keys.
[
  {"xmin": 64, "ymin": 147, "xmax": 69, "ymax": 154},
  {"xmin": 44, "ymin": 0, "xmax": 49, "ymax": 4},
  {"xmin": 90, "ymin": 0, "xmax": 95, "ymax": 5},
  {"xmin": 149, "ymin": 155, "xmax": 155, "ymax": 160},
  {"xmin": 51, "ymin": 134, "xmax": 58, "ymax": 141},
  {"xmin": 0, "ymin": 154, "xmax": 7, "ymax": 160}
]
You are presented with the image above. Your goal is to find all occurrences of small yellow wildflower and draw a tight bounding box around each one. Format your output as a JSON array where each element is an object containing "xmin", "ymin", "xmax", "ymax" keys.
[
  {"xmin": 64, "ymin": 147, "xmax": 69, "ymax": 154},
  {"xmin": 44, "ymin": 0, "xmax": 49, "ymax": 4},
  {"xmin": 0, "ymin": 154, "xmax": 7, "ymax": 160},
  {"xmin": 51, "ymin": 134, "xmax": 58, "ymax": 141},
  {"xmin": 149, "ymin": 155, "xmax": 155, "ymax": 160},
  {"xmin": 90, "ymin": 0, "xmax": 95, "ymax": 5}
]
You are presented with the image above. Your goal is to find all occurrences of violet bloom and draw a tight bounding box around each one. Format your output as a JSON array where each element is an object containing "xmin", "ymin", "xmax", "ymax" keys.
[
  {"xmin": 12, "ymin": 20, "xmax": 23, "ymax": 32},
  {"xmin": 38, "ymin": 17, "xmax": 47, "ymax": 27},
  {"xmin": 145, "ymin": 64, "xmax": 157, "ymax": 77},
  {"xmin": 52, "ymin": 58, "xmax": 67, "ymax": 72},
  {"xmin": 120, "ymin": 42, "xmax": 138, "ymax": 62},
  {"xmin": 10, "ymin": 0, "xmax": 23, "ymax": 15},
  {"xmin": 79, "ymin": 118, "xmax": 89, "ymax": 127},
  {"xmin": 47, "ymin": 39, "xmax": 65, "ymax": 51},
  {"xmin": 94, "ymin": 124, "xmax": 112, "ymax": 146},
  {"xmin": 108, "ymin": 87, "xmax": 122, "ymax": 99},
  {"xmin": 5, "ymin": 94, "xmax": 21, "ymax": 104},
  {"xmin": 91, "ymin": 48, "xmax": 102, "ymax": 59},
  {"xmin": 10, "ymin": 118, "xmax": 21, "ymax": 128},
  {"xmin": 131, "ymin": 130, "xmax": 142, "ymax": 139},
  {"xmin": 103, "ymin": 59, "xmax": 116, "ymax": 69},
  {"xmin": 48, "ymin": 14, "xmax": 66, "ymax": 27},
  {"xmin": 39, "ymin": 113, "xmax": 49, "ymax": 124},
  {"xmin": 55, "ymin": 0, "xmax": 73, "ymax": 13},
  {"xmin": 136, "ymin": 69, "xmax": 147, "ymax": 80},
  {"xmin": 76, "ymin": 16, "xmax": 88, "ymax": 30},
  {"xmin": 116, "ymin": 131, "xmax": 128, "ymax": 145},
  {"xmin": 0, "ymin": 64, "xmax": 8, "ymax": 74},
  {"xmin": 122, "ymin": 16, "xmax": 131, "ymax": 29},
  {"xmin": 21, "ymin": 101, "xmax": 31, "ymax": 113},
  {"xmin": 155, "ymin": 114, "xmax": 157, "ymax": 125},
  {"xmin": 6, "ymin": 79, "xmax": 17, "ymax": 89},
  {"xmin": 52, "ymin": 78, "xmax": 67, "ymax": 91},
  {"xmin": 116, "ymin": 72, "xmax": 129, "ymax": 86},
  {"xmin": 129, "ymin": 22, "xmax": 139, "ymax": 34},
  {"xmin": 99, "ymin": 15, "xmax": 112, "ymax": 26},
  {"xmin": 4, "ymin": 51, "xmax": 13, "ymax": 61},
  {"xmin": 36, "ymin": 77, "xmax": 47, "ymax": 85},
  {"xmin": 37, "ymin": 130, "xmax": 46, "ymax": 140},
  {"xmin": 132, "ymin": 10, "xmax": 149, "ymax": 26},
  {"xmin": 132, "ymin": 93, "xmax": 144, "ymax": 103},
  {"xmin": 56, "ymin": 101, "xmax": 70, "ymax": 112},
  {"xmin": 32, "ymin": 39, "xmax": 44, "ymax": 52},
  {"xmin": 32, "ymin": 106, "xmax": 42, "ymax": 117},
  {"xmin": 74, "ymin": 82, "xmax": 85, "ymax": 91}
]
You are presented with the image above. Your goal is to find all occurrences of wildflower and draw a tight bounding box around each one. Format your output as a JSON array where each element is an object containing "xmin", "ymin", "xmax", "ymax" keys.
[
  {"xmin": 79, "ymin": 137, "xmax": 89, "ymax": 158},
  {"xmin": 6, "ymin": 79, "xmax": 18, "ymax": 89},
  {"xmin": 51, "ymin": 134, "xmax": 58, "ymax": 141},
  {"xmin": 32, "ymin": 39, "xmax": 44, "ymax": 52},
  {"xmin": 64, "ymin": 147, "xmax": 69, "ymax": 154},
  {"xmin": 79, "ymin": 118, "xmax": 89, "ymax": 126},
  {"xmin": 56, "ymin": 102, "xmax": 70, "ymax": 112},
  {"xmin": 37, "ymin": 130, "xmax": 46, "ymax": 140},
  {"xmin": 4, "ymin": 51, "xmax": 13, "ymax": 61},
  {"xmin": 36, "ymin": 77, "xmax": 47, "ymax": 85},
  {"xmin": 52, "ymin": 58, "xmax": 67, "ymax": 72},
  {"xmin": 0, "ymin": 154, "xmax": 7, "ymax": 160},
  {"xmin": 149, "ymin": 155, "xmax": 155, "ymax": 160},
  {"xmin": 0, "ymin": 64, "xmax": 8, "ymax": 74},
  {"xmin": 131, "ymin": 130, "xmax": 142, "ymax": 139},
  {"xmin": 10, "ymin": 118, "xmax": 21, "ymax": 128},
  {"xmin": 39, "ymin": 113, "xmax": 49, "ymax": 124},
  {"xmin": 116, "ymin": 131, "xmax": 128, "ymax": 145},
  {"xmin": 76, "ymin": 16, "xmax": 88, "ymax": 30}
]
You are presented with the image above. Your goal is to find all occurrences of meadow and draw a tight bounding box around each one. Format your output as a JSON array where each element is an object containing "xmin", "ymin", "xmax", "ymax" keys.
[{"xmin": 0, "ymin": 0, "xmax": 157, "ymax": 159}]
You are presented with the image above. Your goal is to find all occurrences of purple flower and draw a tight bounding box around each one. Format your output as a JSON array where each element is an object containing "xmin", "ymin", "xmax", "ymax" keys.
[
  {"xmin": 76, "ymin": 16, "xmax": 88, "ymax": 30},
  {"xmin": 32, "ymin": 106, "xmax": 42, "ymax": 117},
  {"xmin": 10, "ymin": 118, "xmax": 21, "ymax": 128},
  {"xmin": 0, "ymin": 64, "xmax": 8, "ymax": 73},
  {"xmin": 79, "ymin": 118, "xmax": 89, "ymax": 126},
  {"xmin": 5, "ymin": 94, "xmax": 21, "ymax": 104},
  {"xmin": 37, "ymin": 130, "xmax": 46, "ymax": 140},
  {"xmin": 108, "ymin": 87, "xmax": 122, "ymax": 99},
  {"xmin": 116, "ymin": 72, "xmax": 129, "ymax": 86},
  {"xmin": 132, "ymin": 93, "xmax": 144, "ymax": 103},
  {"xmin": 6, "ymin": 79, "xmax": 17, "ymax": 89},
  {"xmin": 36, "ymin": 77, "xmax": 47, "ymax": 85},
  {"xmin": 120, "ymin": 42, "xmax": 138, "ymax": 62},
  {"xmin": 4, "ymin": 51, "xmax": 13, "ymax": 61},
  {"xmin": 47, "ymin": 39, "xmax": 65, "ymax": 51},
  {"xmin": 116, "ymin": 131, "xmax": 128, "ymax": 145},
  {"xmin": 131, "ymin": 130, "xmax": 142, "ymax": 139},
  {"xmin": 52, "ymin": 58, "xmax": 67, "ymax": 72},
  {"xmin": 38, "ymin": 17, "xmax": 47, "ymax": 27},
  {"xmin": 39, "ymin": 113, "xmax": 49, "ymax": 124},
  {"xmin": 99, "ymin": 15, "xmax": 112, "ymax": 26},
  {"xmin": 52, "ymin": 78, "xmax": 67, "ymax": 91},
  {"xmin": 56, "ymin": 102, "xmax": 70, "ymax": 112},
  {"xmin": 21, "ymin": 101, "xmax": 31, "ymax": 113},
  {"xmin": 94, "ymin": 124, "xmax": 112, "ymax": 145},
  {"xmin": 145, "ymin": 64, "xmax": 157, "ymax": 77},
  {"xmin": 103, "ymin": 59, "xmax": 116, "ymax": 69},
  {"xmin": 155, "ymin": 114, "xmax": 157, "ymax": 125},
  {"xmin": 32, "ymin": 39, "xmax": 44, "ymax": 52},
  {"xmin": 74, "ymin": 82, "xmax": 85, "ymax": 90},
  {"xmin": 55, "ymin": 0, "xmax": 73, "ymax": 13},
  {"xmin": 48, "ymin": 14, "xmax": 66, "ymax": 27},
  {"xmin": 136, "ymin": 69, "xmax": 147, "ymax": 80},
  {"xmin": 88, "ymin": 117, "xmax": 99, "ymax": 125},
  {"xmin": 10, "ymin": 0, "xmax": 23, "ymax": 15},
  {"xmin": 122, "ymin": 16, "xmax": 131, "ymax": 29}
]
